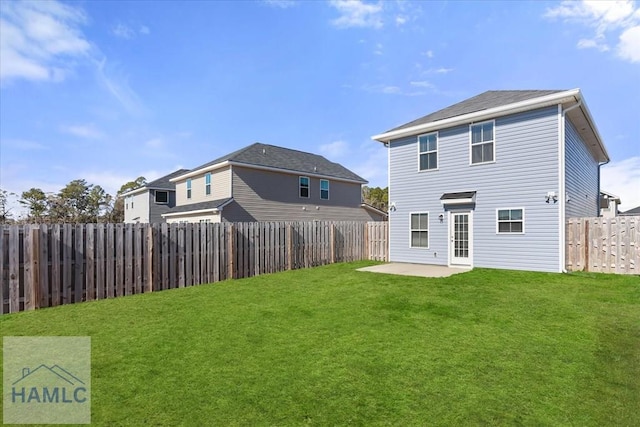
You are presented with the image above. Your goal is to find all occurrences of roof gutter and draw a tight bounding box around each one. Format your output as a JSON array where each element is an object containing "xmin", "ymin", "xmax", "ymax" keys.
[
  {"xmin": 372, "ymin": 89, "xmax": 583, "ymax": 143},
  {"xmin": 160, "ymin": 198, "xmax": 234, "ymax": 218}
]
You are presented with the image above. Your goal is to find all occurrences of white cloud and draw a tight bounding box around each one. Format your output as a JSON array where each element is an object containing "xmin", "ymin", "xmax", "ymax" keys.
[
  {"xmin": 94, "ymin": 57, "xmax": 146, "ymax": 115},
  {"xmin": 410, "ymin": 80, "xmax": 435, "ymax": 89},
  {"xmin": 319, "ymin": 140, "xmax": 350, "ymax": 158},
  {"xmin": 0, "ymin": 0, "xmax": 91, "ymax": 83},
  {"xmin": 423, "ymin": 50, "xmax": 434, "ymax": 58},
  {"xmin": 112, "ymin": 23, "xmax": 135, "ymax": 39},
  {"xmin": 601, "ymin": 156, "xmax": 640, "ymax": 210},
  {"xmin": 1, "ymin": 139, "xmax": 48, "ymax": 150},
  {"xmin": 329, "ymin": 0, "xmax": 383, "ymax": 29},
  {"xmin": 111, "ymin": 23, "xmax": 150, "ymax": 39},
  {"xmin": 577, "ymin": 36, "xmax": 610, "ymax": 51},
  {"xmin": 373, "ymin": 42, "xmax": 383, "ymax": 55},
  {"xmin": 263, "ymin": 0, "xmax": 297, "ymax": 8},
  {"xmin": 395, "ymin": 15, "xmax": 407, "ymax": 25},
  {"xmin": 349, "ymin": 141, "xmax": 387, "ymax": 187},
  {"xmin": 425, "ymin": 67, "xmax": 454, "ymax": 74},
  {"xmin": 544, "ymin": 0, "xmax": 640, "ymax": 62},
  {"xmin": 145, "ymin": 138, "xmax": 164, "ymax": 149},
  {"xmin": 618, "ymin": 25, "xmax": 640, "ymax": 62},
  {"xmin": 60, "ymin": 124, "xmax": 105, "ymax": 139}
]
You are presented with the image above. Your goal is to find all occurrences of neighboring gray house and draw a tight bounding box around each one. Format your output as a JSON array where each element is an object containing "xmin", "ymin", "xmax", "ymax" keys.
[
  {"xmin": 373, "ymin": 89, "xmax": 609, "ymax": 272},
  {"xmin": 121, "ymin": 169, "xmax": 188, "ymax": 223},
  {"xmin": 620, "ymin": 206, "xmax": 640, "ymax": 216},
  {"xmin": 161, "ymin": 143, "xmax": 386, "ymax": 223}
]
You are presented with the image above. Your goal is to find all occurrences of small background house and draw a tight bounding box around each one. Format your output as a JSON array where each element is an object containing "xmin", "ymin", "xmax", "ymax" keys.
[{"xmin": 121, "ymin": 169, "xmax": 188, "ymax": 223}]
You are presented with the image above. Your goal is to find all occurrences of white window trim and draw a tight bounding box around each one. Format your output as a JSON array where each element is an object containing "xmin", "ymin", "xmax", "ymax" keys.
[
  {"xmin": 299, "ymin": 176, "xmax": 310, "ymax": 199},
  {"xmin": 409, "ymin": 211, "xmax": 430, "ymax": 249},
  {"xmin": 186, "ymin": 179, "xmax": 192, "ymax": 200},
  {"xmin": 320, "ymin": 179, "xmax": 330, "ymax": 200},
  {"xmin": 417, "ymin": 131, "xmax": 439, "ymax": 172},
  {"xmin": 496, "ymin": 207, "xmax": 525, "ymax": 234},
  {"xmin": 469, "ymin": 119, "xmax": 496, "ymax": 166},
  {"xmin": 155, "ymin": 190, "xmax": 169, "ymax": 204},
  {"xmin": 205, "ymin": 173, "xmax": 211, "ymax": 196}
]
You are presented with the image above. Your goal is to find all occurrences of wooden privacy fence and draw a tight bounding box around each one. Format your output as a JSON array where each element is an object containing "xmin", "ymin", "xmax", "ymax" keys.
[
  {"xmin": 1, "ymin": 221, "xmax": 388, "ymax": 314},
  {"xmin": 566, "ymin": 216, "xmax": 639, "ymax": 274}
]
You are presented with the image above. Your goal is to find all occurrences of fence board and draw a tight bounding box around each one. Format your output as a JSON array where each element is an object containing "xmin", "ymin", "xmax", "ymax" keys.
[{"xmin": 86, "ymin": 224, "xmax": 95, "ymax": 301}]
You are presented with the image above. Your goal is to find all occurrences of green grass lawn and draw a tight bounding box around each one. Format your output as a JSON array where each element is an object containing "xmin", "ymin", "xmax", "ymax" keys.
[{"xmin": 2, "ymin": 261, "xmax": 639, "ymax": 426}]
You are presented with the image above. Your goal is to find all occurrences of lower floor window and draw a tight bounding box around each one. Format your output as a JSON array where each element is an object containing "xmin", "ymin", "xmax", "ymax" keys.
[
  {"xmin": 410, "ymin": 213, "xmax": 429, "ymax": 247},
  {"xmin": 497, "ymin": 208, "xmax": 524, "ymax": 233}
]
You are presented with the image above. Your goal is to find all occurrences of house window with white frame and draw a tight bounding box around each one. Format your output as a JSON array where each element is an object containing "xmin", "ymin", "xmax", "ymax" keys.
[
  {"xmin": 155, "ymin": 191, "xmax": 168, "ymax": 204},
  {"xmin": 186, "ymin": 179, "xmax": 192, "ymax": 199},
  {"xmin": 410, "ymin": 213, "xmax": 429, "ymax": 248},
  {"xmin": 205, "ymin": 173, "xmax": 211, "ymax": 196},
  {"xmin": 299, "ymin": 176, "xmax": 309, "ymax": 198},
  {"xmin": 497, "ymin": 208, "xmax": 524, "ymax": 233},
  {"xmin": 320, "ymin": 179, "xmax": 329, "ymax": 200},
  {"xmin": 470, "ymin": 121, "xmax": 494, "ymax": 164},
  {"xmin": 418, "ymin": 133, "xmax": 438, "ymax": 170}
]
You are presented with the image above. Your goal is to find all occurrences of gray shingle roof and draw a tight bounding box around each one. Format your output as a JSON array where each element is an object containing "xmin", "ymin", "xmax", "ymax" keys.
[
  {"xmin": 164, "ymin": 198, "xmax": 233, "ymax": 214},
  {"xmin": 387, "ymin": 90, "xmax": 566, "ymax": 132},
  {"xmin": 187, "ymin": 143, "xmax": 367, "ymax": 183},
  {"xmin": 620, "ymin": 206, "xmax": 640, "ymax": 216},
  {"xmin": 146, "ymin": 169, "xmax": 190, "ymax": 190}
]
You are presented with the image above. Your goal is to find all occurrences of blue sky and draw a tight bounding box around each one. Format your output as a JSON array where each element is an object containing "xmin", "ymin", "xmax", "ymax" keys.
[{"xmin": 1, "ymin": 0, "xmax": 639, "ymax": 215}]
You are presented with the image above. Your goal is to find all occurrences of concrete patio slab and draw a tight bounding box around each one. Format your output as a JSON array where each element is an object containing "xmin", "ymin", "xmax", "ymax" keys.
[{"xmin": 357, "ymin": 263, "xmax": 471, "ymax": 278}]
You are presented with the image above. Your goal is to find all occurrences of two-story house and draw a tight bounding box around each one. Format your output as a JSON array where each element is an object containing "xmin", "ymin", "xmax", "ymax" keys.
[
  {"xmin": 161, "ymin": 143, "xmax": 386, "ymax": 223},
  {"xmin": 121, "ymin": 169, "xmax": 188, "ymax": 223},
  {"xmin": 373, "ymin": 89, "xmax": 609, "ymax": 273}
]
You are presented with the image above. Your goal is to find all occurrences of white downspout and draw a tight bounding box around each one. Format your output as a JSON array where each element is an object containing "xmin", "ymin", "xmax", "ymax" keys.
[{"xmin": 560, "ymin": 100, "xmax": 582, "ymax": 273}]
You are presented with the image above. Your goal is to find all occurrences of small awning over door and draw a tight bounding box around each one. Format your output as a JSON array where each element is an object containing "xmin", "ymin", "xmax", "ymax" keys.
[{"xmin": 440, "ymin": 191, "xmax": 476, "ymax": 205}]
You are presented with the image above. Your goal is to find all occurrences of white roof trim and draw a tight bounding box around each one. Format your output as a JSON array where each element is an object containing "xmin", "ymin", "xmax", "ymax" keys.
[
  {"xmin": 360, "ymin": 203, "xmax": 388, "ymax": 216},
  {"xmin": 440, "ymin": 198, "xmax": 475, "ymax": 205},
  {"xmin": 372, "ymin": 89, "xmax": 582, "ymax": 142},
  {"xmin": 162, "ymin": 209, "xmax": 221, "ymax": 218},
  {"xmin": 161, "ymin": 199, "xmax": 233, "ymax": 218},
  {"xmin": 170, "ymin": 161, "xmax": 231, "ymax": 182}
]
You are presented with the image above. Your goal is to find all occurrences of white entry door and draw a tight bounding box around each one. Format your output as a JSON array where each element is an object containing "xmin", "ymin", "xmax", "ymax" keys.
[{"xmin": 450, "ymin": 212, "xmax": 472, "ymax": 266}]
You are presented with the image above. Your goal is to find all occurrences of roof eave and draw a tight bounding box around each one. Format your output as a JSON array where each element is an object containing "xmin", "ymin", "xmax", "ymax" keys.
[
  {"xmin": 573, "ymin": 94, "xmax": 610, "ymax": 163},
  {"xmin": 372, "ymin": 88, "xmax": 582, "ymax": 143}
]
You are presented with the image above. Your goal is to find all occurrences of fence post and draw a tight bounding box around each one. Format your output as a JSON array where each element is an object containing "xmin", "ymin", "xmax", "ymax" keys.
[
  {"xmin": 330, "ymin": 223, "xmax": 336, "ymax": 264},
  {"xmin": 26, "ymin": 227, "xmax": 41, "ymax": 310},
  {"xmin": 147, "ymin": 224, "xmax": 154, "ymax": 292},
  {"xmin": 228, "ymin": 224, "xmax": 236, "ymax": 279},
  {"xmin": 287, "ymin": 223, "xmax": 293, "ymax": 270},
  {"xmin": 584, "ymin": 219, "xmax": 590, "ymax": 272}
]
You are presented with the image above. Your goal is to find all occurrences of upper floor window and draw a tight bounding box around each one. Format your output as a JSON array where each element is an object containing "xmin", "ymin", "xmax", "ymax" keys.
[
  {"xmin": 470, "ymin": 121, "xmax": 494, "ymax": 164},
  {"xmin": 418, "ymin": 133, "xmax": 438, "ymax": 170},
  {"xmin": 299, "ymin": 176, "xmax": 310, "ymax": 198},
  {"xmin": 205, "ymin": 173, "xmax": 211, "ymax": 196},
  {"xmin": 186, "ymin": 179, "xmax": 192, "ymax": 199},
  {"xmin": 155, "ymin": 191, "xmax": 168, "ymax": 204},
  {"xmin": 497, "ymin": 208, "xmax": 524, "ymax": 233},
  {"xmin": 320, "ymin": 179, "xmax": 329, "ymax": 200},
  {"xmin": 410, "ymin": 213, "xmax": 429, "ymax": 248}
]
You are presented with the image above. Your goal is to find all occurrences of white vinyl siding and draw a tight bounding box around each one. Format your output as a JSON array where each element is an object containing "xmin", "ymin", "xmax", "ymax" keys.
[
  {"xmin": 418, "ymin": 133, "xmax": 438, "ymax": 171},
  {"xmin": 565, "ymin": 120, "xmax": 599, "ymax": 218},
  {"xmin": 410, "ymin": 213, "xmax": 429, "ymax": 248},
  {"xmin": 470, "ymin": 120, "xmax": 495, "ymax": 164}
]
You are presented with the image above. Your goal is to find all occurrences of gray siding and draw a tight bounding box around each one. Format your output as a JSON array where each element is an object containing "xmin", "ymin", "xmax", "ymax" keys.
[
  {"xmin": 565, "ymin": 119, "xmax": 599, "ymax": 218},
  {"xmin": 149, "ymin": 189, "xmax": 177, "ymax": 223},
  {"xmin": 388, "ymin": 106, "xmax": 561, "ymax": 272},
  {"xmin": 223, "ymin": 166, "xmax": 379, "ymax": 222}
]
